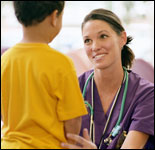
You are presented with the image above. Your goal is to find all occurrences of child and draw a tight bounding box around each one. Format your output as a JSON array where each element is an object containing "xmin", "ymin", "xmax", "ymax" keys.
[{"xmin": 1, "ymin": 1, "xmax": 87, "ymax": 149}]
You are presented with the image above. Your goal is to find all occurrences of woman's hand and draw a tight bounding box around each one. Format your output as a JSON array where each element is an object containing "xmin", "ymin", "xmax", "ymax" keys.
[{"xmin": 61, "ymin": 128, "xmax": 97, "ymax": 149}]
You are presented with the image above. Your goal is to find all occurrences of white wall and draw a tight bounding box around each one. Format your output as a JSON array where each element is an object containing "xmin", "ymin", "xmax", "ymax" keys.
[{"xmin": 1, "ymin": 1, "xmax": 154, "ymax": 66}]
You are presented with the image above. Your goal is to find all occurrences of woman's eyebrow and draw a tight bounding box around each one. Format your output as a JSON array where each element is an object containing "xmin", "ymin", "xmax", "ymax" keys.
[
  {"xmin": 83, "ymin": 30, "xmax": 109, "ymax": 38},
  {"xmin": 83, "ymin": 35, "xmax": 89, "ymax": 39},
  {"xmin": 97, "ymin": 30, "xmax": 109, "ymax": 34}
]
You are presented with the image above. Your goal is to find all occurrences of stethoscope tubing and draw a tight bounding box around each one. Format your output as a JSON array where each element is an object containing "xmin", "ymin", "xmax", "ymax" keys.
[{"xmin": 82, "ymin": 67, "xmax": 129, "ymax": 148}]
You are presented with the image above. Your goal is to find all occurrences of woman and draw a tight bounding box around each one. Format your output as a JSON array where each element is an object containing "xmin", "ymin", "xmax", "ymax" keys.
[{"xmin": 61, "ymin": 9, "xmax": 154, "ymax": 149}]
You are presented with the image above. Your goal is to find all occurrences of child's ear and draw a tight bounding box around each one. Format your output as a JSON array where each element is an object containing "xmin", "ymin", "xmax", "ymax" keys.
[{"xmin": 50, "ymin": 10, "xmax": 58, "ymax": 27}]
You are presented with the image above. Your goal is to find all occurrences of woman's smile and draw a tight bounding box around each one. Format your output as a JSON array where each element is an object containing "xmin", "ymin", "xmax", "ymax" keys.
[{"xmin": 93, "ymin": 53, "xmax": 106, "ymax": 61}]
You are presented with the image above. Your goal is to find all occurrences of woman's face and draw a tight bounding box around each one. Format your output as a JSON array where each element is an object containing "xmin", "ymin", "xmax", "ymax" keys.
[{"xmin": 82, "ymin": 20, "xmax": 126, "ymax": 70}]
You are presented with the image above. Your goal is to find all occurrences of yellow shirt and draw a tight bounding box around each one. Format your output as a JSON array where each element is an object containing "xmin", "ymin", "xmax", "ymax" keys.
[{"xmin": 1, "ymin": 43, "xmax": 87, "ymax": 149}]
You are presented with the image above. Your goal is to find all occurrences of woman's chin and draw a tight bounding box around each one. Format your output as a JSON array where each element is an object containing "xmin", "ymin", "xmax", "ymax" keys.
[{"xmin": 94, "ymin": 64, "xmax": 108, "ymax": 70}]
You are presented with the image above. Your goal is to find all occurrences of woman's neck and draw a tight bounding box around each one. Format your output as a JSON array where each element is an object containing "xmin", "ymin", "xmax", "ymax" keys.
[{"xmin": 94, "ymin": 64, "xmax": 124, "ymax": 94}]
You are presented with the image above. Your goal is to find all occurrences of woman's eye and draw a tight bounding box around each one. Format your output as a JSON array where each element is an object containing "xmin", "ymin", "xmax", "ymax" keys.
[
  {"xmin": 100, "ymin": 34, "xmax": 108, "ymax": 39},
  {"xmin": 84, "ymin": 39, "xmax": 91, "ymax": 44}
]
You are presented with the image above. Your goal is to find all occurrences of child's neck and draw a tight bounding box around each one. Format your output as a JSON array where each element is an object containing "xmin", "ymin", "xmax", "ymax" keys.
[
  {"xmin": 20, "ymin": 23, "xmax": 55, "ymax": 44},
  {"xmin": 20, "ymin": 36, "xmax": 49, "ymax": 44}
]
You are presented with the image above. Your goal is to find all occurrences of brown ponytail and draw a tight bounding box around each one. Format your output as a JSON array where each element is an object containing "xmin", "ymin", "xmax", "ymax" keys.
[{"xmin": 121, "ymin": 36, "xmax": 135, "ymax": 69}]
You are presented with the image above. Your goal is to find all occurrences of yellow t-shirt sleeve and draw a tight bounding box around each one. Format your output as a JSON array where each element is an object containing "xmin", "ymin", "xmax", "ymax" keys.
[{"xmin": 55, "ymin": 64, "xmax": 88, "ymax": 121}]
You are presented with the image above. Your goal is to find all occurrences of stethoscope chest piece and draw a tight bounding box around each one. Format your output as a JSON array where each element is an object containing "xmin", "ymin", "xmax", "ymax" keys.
[{"xmin": 104, "ymin": 136, "xmax": 113, "ymax": 146}]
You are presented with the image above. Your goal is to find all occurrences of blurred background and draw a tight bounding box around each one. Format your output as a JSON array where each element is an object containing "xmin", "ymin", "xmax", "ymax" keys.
[
  {"xmin": 1, "ymin": 1, "xmax": 154, "ymax": 137},
  {"xmin": 1, "ymin": 1, "xmax": 154, "ymax": 66}
]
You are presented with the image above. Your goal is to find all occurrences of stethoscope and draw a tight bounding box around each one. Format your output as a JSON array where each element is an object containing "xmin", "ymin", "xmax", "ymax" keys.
[{"xmin": 82, "ymin": 67, "xmax": 129, "ymax": 149}]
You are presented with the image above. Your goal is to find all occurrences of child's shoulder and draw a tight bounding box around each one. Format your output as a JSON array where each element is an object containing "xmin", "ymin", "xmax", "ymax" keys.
[
  {"xmin": 1, "ymin": 47, "xmax": 13, "ymax": 59},
  {"xmin": 48, "ymin": 47, "xmax": 75, "ymax": 67}
]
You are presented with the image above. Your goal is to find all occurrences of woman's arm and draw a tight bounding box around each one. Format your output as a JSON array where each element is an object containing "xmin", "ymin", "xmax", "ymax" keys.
[
  {"xmin": 121, "ymin": 130, "xmax": 149, "ymax": 149},
  {"xmin": 61, "ymin": 129, "xmax": 149, "ymax": 149}
]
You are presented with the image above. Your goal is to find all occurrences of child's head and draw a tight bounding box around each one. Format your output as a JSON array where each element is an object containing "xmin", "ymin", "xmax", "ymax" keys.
[
  {"xmin": 13, "ymin": 1, "xmax": 65, "ymax": 27},
  {"xmin": 13, "ymin": 1, "xmax": 65, "ymax": 43}
]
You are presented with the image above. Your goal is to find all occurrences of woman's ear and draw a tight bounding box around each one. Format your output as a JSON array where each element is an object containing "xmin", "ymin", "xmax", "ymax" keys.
[
  {"xmin": 50, "ymin": 10, "xmax": 58, "ymax": 27},
  {"xmin": 120, "ymin": 31, "xmax": 127, "ymax": 48}
]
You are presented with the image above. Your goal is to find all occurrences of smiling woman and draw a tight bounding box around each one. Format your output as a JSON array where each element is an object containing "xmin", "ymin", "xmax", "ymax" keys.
[
  {"xmin": 62, "ymin": 8, "xmax": 154, "ymax": 149},
  {"xmin": 81, "ymin": 9, "xmax": 135, "ymax": 70},
  {"xmin": 82, "ymin": 20, "xmax": 128, "ymax": 70}
]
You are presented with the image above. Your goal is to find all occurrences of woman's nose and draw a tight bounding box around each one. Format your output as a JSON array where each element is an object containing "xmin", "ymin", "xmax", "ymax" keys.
[{"xmin": 92, "ymin": 41, "xmax": 101, "ymax": 52}]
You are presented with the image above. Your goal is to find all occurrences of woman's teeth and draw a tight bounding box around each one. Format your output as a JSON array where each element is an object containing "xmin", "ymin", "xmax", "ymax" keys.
[{"xmin": 95, "ymin": 54, "xmax": 105, "ymax": 59}]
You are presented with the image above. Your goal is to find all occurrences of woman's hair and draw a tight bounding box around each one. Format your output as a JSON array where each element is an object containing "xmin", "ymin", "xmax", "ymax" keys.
[
  {"xmin": 13, "ymin": 1, "xmax": 65, "ymax": 27},
  {"xmin": 82, "ymin": 8, "xmax": 135, "ymax": 69}
]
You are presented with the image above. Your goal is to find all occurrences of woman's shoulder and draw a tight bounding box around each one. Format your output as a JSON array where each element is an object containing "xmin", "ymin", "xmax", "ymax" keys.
[
  {"xmin": 78, "ymin": 69, "xmax": 94, "ymax": 81},
  {"xmin": 129, "ymin": 70, "xmax": 154, "ymax": 88},
  {"xmin": 78, "ymin": 69, "xmax": 94, "ymax": 88},
  {"xmin": 128, "ymin": 70, "xmax": 154, "ymax": 98}
]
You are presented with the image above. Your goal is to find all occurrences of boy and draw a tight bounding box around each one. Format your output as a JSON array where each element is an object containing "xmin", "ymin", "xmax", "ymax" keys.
[{"xmin": 1, "ymin": 1, "xmax": 87, "ymax": 149}]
